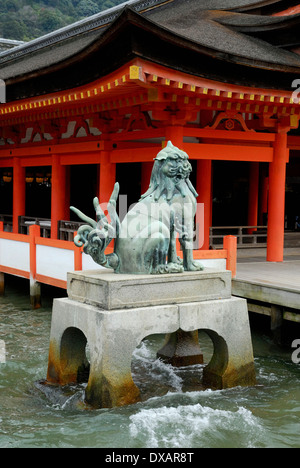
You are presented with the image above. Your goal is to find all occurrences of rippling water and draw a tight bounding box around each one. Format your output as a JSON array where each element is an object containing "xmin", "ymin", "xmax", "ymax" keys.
[{"xmin": 0, "ymin": 277, "xmax": 300, "ymax": 448}]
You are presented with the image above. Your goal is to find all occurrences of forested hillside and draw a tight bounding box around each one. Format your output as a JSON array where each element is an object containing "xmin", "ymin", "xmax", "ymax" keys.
[{"xmin": 0, "ymin": 0, "xmax": 125, "ymax": 41}]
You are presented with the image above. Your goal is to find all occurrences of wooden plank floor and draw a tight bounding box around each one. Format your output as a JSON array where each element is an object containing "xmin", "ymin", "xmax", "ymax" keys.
[{"xmin": 232, "ymin": 248, "xmax": 300, "ymax": 312}]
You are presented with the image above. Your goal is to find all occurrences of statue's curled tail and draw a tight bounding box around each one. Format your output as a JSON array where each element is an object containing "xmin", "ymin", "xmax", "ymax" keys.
[{"xmin": 70, "ymin": 182, "xmax": 120, "ymax": 270}]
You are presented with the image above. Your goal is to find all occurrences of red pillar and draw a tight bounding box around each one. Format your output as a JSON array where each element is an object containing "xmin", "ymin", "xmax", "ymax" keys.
[
  {"xmin": 99, "ymin": 152, "xmax": 116, "ymax": 204},
  {"xmin": 248, "ymin": 162, "xmax": 259, "ymax": 233},
  {"xmin": 196, "ymin": 160, "xmax": 212, "ymax": 250},
  {"xmin": 267, "ymin": 132, "xmax": 288, "ymax": 262},
  {"xmin": 51, "ymin": 155, "xmax": 67, "ymax": 239},
  {"xmin": 13, "ymin": 157, "xmax": 25, "ymax": 233}
]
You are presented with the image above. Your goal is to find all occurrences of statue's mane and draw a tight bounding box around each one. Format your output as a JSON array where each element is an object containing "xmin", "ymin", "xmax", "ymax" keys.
[{"xmin": 140, "ymin": 141, "xmax": 198, "ymax": 202}]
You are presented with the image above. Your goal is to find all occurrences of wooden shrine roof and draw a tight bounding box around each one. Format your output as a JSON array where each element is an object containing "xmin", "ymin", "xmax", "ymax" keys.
[{"xmin": 1, "ymin": 0, "xmax": 300, "ymax": 101}]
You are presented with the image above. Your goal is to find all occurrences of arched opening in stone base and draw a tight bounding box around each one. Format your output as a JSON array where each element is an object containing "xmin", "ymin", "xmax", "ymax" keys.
[
  {"xmin": 200, "ymin": 329, "xmax": 229, "ymax": 390},
  {"xmin": 60, "ymin": 327, "xmax": 90, "ymax": 385},
  {"xmin": 131, "ymin": 331, "xmax": 223, "ymax": 401}
]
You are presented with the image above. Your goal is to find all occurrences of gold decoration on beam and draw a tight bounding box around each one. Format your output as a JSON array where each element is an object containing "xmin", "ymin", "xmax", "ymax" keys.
[{"xmin": 129, "ymin": 65, "xmax": 141, "ymax": 80}]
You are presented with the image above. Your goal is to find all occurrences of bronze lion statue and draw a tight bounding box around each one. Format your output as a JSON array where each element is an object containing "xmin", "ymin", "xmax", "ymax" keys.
[{"xmin": 71, "ymin": 141, "xmax": 203, "ymax": 275}]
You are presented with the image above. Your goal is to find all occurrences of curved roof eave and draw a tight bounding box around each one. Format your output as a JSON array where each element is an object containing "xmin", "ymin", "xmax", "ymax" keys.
[
  {"xmin": 138, "ymin": 7, "xmax": 300, "ymax": 71},
  {"xmin": 2, "ymin": 5, "xmax": 300, "ymax": 100},
  {"xmin": 230, "ymin": 0, "xmax": 298, "ymax": 12},
  {"xmin": 214, "ymin": 10, "xmax": 300, "ymax": 30},
  {"xmin": 0, "ymin": 0, "xmax": 170, "ymax": 64}
]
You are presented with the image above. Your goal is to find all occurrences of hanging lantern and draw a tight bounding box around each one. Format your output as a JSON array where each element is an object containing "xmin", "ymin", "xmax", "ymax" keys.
[
  {"xmin": 36, "ymin": 172, "xmax": 44, "ymax": 184},
  {"xmin": 26, "ymin": 172, "xmax": 34, "ymax": 184},
  {"xmin": 3, "ymin": 171, "xmax": 12, "ymax": 183}
]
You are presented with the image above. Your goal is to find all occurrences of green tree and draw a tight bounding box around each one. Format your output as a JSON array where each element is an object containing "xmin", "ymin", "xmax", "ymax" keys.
[
  {"xmin": 0, "ymin": 0, "xmax": 126, "ymax": 40},
  {"xmin": 4, "ymin": 0, "xmax": 20, "ymax": 12},
  {"xmin": 38, "ymin": 8, "xmax": 64, "ymax": 33},
  {"xmin": 77, "ymin": 0, "xmax": 99, "ymax": 17},
  {"xmin": 1, "ymin": 15, "xmax": 27, "ymax": 40},
  {"xmin": 43, "ymin": 0, "xmax": 76, "ymax": 16}
]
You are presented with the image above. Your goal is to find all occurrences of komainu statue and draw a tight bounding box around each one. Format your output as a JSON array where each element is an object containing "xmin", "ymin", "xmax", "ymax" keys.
[{"xmin": 71, "ymin": 141, "xmax": 203, "ymax": 274}]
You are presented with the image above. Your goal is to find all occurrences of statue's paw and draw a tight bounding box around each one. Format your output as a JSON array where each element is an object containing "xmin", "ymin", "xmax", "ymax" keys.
[
  {"xmin": 187, "ymin": 261, "xmax": 204, "ymax": 272},
  {"xmin": 152, "ymin": 262, "xmax": 184, "ymax": 274},
  {"xmin": 167, "ymin": 262, "xmax": 184, "ymax": 273}
]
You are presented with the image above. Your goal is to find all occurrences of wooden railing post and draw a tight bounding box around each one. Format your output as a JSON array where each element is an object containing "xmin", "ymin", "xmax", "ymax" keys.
[
  {"xmin": 224, "ymin": 235, "xmax": 237, "ymax": 278},
  {"xmin": 29, "ymin": 224, "xmax": 41, "ymax": 309}
]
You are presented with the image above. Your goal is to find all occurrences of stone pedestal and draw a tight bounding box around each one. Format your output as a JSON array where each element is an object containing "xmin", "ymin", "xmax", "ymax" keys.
[
  {"xmin": 46, "ymin": 268, "xmax": 256, "ymax": 409},
  {"xmin": 67, "ymin": 268, "xmax": 232, "ymax": 309}
]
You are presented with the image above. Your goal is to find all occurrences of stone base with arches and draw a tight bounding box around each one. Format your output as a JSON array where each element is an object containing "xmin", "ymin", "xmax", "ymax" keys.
[{"xmin": 45, "ymin": 269, "xmax": 256, "ymax": 408}]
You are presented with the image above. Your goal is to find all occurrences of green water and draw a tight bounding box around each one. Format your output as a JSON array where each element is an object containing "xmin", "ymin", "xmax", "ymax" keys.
[{"xmin": 0, "ymin": 278, "xmax": 300, "ymax": 448}]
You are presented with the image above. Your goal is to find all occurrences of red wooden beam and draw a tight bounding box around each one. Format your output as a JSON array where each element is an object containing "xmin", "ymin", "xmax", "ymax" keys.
[
  {"xmin": 0, "ymin": 140, "xmax": 103, "ymax": 159},
  {"xmin": 183, "ymin": 143, "xmax": 273, "ymax": 162},
  {"xmin": 0, "ymin": 158, "xmax": 13, "ymax": 167},
  {"xmin": 110, "ymin": 146, "xmax": 161, "ymax": 163},
  {"xmin": 112, "ymin": 128, "xmax": 166, "ymax": 142},
  {"xmin": 184, "ymin": 128, "xmax": 276, "ymax": 142},
  {"xmin": 140, "ymin": 59, "xmax": 294, "ymax": 103},
  {"xmin": 60, "ymin": 153, "xmax": 101, "ymax": 165},
  {"xmin": 110, "ymin": 143, "xmax": 274, "ymax": 163},
  {"xmin": 0, "ymin": 58, "xmax": 295, "ymax": 133},
  {"xmin": 20, "ymin": 157, "xmax": 52, "ymax": 167}
]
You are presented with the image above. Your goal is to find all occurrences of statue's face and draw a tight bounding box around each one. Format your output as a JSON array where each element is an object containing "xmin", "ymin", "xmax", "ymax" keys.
[{"xmin": 161, "ymin": 155, "xmax": 192, "ymax": 183}]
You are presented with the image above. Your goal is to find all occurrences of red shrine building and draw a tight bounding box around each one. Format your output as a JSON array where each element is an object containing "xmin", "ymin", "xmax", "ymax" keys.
[{"xmin": 1, "ymin": 0, "xmax": 300, "ymax": 293}]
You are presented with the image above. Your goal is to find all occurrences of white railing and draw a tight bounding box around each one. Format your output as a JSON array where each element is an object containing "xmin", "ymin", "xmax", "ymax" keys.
[
  {"xmin": 0, "ymin": 222, "xmax": 104, "ymax": 289},
  {"xmin": 210, "ymin": 226, "xmax": 267, "ymax": 248},
  {"xmin": 0, "ymin": 222, "xmax": 238, "ymax": 295},
  {"xmin": 18, "ymin": 216, "xmax": 51, "ymax": 238}
]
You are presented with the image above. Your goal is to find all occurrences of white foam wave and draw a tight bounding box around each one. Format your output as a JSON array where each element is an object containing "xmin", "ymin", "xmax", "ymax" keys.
[
  {"xmin": 129, "ymin": 403, "xmax": 263, "ymax": 448},
  {"xmin": 132, "ymin": 340, "xmax": 153, "ymax": 361},
  {"xmin": 132, "ymin": 340, "xmax": 183, "ymax": 392}
]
